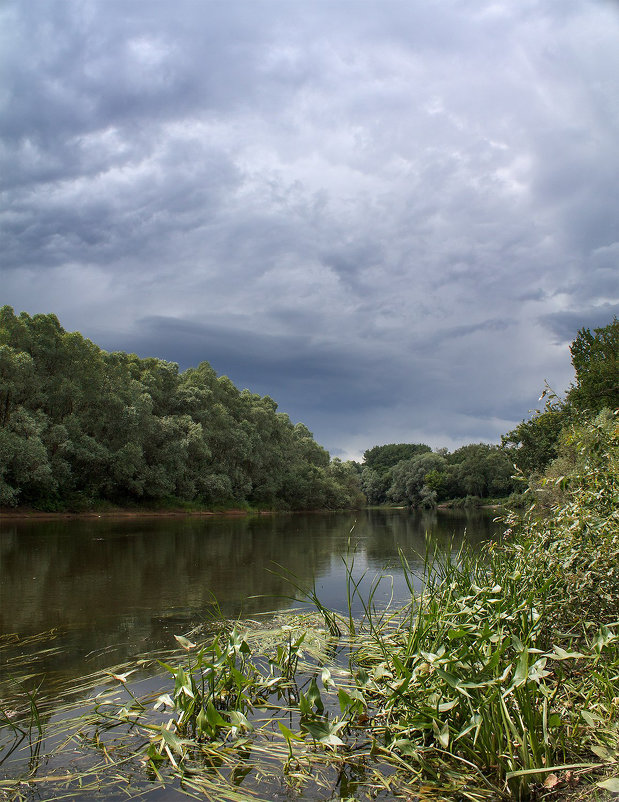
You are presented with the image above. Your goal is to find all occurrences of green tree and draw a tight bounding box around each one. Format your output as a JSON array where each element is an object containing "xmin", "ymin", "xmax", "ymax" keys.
[
  {"xmin": 387, "ymin": 453, "xmax": 447, "ymax": 507},
  {"xmin": 448, "ymin": 443, "xmax": 517, "ymax": 498},
  {"xmin": 423, "ymin": 468, "xmax": 449, "ymax": 500},
  {"xmin": 502, "ymin": 318, "xmax": 617, "ymax": 478},
  {"xmin": 566, "ymin": 318, "xmax": 618, "ymax": 413},
  {"xmin": 363, "ymin": 443, "xmax": 431, "ymax": 476},
  {"xmin": 324, "ymin": 458, "xmax": 365, "ymax": 509},
  {"xmin": 360, "ymin": 466, "xmax": 390, "ymax": 505},
  {"xmin": 0, "ymin": 408, "xmax": 56, "ymax": 505},
  {"xmin": 0, "ymin": 307, "xmax": 352, "ymax": 510},
  {"xmin": 0, "ymin": 345, "xmax": 35, "ymax": 427}
]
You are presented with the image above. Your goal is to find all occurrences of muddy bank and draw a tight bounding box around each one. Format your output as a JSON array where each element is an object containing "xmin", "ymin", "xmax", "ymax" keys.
[{"xmin": 0, "ymin": 507, "xmax": 272, "ymax": 522}]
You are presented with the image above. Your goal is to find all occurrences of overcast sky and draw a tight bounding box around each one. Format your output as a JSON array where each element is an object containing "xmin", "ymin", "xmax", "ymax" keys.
[{"xmin": 1, "ymin": 0, "xmax": 618, "ymax": 459}]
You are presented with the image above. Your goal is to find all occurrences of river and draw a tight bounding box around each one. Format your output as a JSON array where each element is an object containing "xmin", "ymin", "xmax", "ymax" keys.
[{"xmin": 0, "ymin": 508, "xmax": 503, "ymax": 799}]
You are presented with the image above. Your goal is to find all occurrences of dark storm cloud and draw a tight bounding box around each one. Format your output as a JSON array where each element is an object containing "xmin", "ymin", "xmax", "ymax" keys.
[
  {"xmin": 99, "ymin": 314, "xmax": 421, "ymax": 411},
  {"xmin": 2, "ymin": 0, "xmax": 618, "ymax": 457},
  {"xmin": 541, "ymin": 305, "xmax": 619, "ymax": 345}
]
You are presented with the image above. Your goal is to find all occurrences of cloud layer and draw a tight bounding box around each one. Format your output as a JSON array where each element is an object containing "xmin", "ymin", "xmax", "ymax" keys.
[{"xmin": 2, "ymin": 0, "xmax": 618, "ymax": 458}]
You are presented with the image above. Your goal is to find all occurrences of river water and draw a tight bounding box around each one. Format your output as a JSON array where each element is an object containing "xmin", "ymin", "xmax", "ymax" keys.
[{"xmin": 0, "ymin": 508, "xmax": 503, "ymax": 798}]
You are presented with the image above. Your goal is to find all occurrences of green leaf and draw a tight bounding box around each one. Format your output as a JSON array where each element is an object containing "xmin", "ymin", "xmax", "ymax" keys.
[
  {"xmin": 338, "ymin": 687, "xmax": 353, "ymax": 712},
  {"xmin": 435, "ymin": 668, "xmax": 471, "ymax": 698},
  {"xmin": 420, "ymin": 651, "xmax": 439, "ymax": 663},
  {"xmin": 298, "ymin": 691, "xmax": 312, "ymax": 716},
  {"xmin": 581, "ymin": 710, "xmax": 603, "ymax": 727},
  {"xmin": 205, "ymin": 701, "xmax": 228, "ymax": 729},
  {"xmin": 196, "ymin": 707, "xmax": 209, "ymax": 737},
  {"xmin": 108, "ymin": 670, "xmax": 137, "ymax": 684},
  {"xmin": 391, "ymin": 652, "xmax": 408, "ymax": 676},
  {"xmin": 593, "ymin": 625, "xmax": 617, "ymax": 654},
  {"xmin": 528, "ymin": 657, "xmax": 550, "ymax": 683},
  {"xmin": 591, "ymin": 745, "xmax": 616, "ymax": 761},
  {"xmin": 301, "ymin": 719, "xmax": 345, "ymax": 747},
  {"xmin": 551, "ymin": 645, "xmax": 585, "ymax": 660},
  {"xmin": 392, "ymin": 738, "xmax": 417, "ymax": 756},
  {"xmin": 230, "ymin": 665, "xmax": 247, "ymax": 690},
  {"xmin": 356, "ymin": 668, "xmax": 370, "ymax": 687},
  {"xmin": 597, "ymin": 778, "xmax": 619, "ymax": 792},
  {"xmin": 454, "ymin": 713, "xmax": 481, "ymax": 742},
  {"xmin": 159, "ymin": 726, "xmax": 186, "ymax": 754},
  {"xmin": 504, "ymin": 647, "xmax": 528, "ymax": 695},
  {"xmin": 434, "ymin": 668, "xmax": 460, "ymax": 689},
  {"xmin": 432, "ymin": 719, "xmax": 450, "ymax": 749},
  {"xmin": 153, "ymin": 693, "xmax": 174, "ymax": 711},
  {"xmin": 229, "ymin": 710, "xmax": 253, "ymax": 732},
  {"xmin": 278, "ymin": 720, "xmax": 302, "ymax": 742},
  {"xmin": 146, "ymin": 742, "xmax": 165, "ymax": 763},
  {"xmin": 174, "ymin": 635, "xmax": 197, "ymax": 650},
  {"xmin": 307, "ymin": 677, "xmax": 324, "ymax": 714},
  {"xmin": 372, "ymin": 662, "xmax": 393, "ymax": 680},
  {"xmin": 116, "ymin": 706, "xmax": 138, "ymax": 720},
  {"xmin": 338, "ymin": 686, "xmax": 365, "ymax": 714},
  {"xmin": 447, "ymin": 627, "xmax": 468, "ymax": 640}
]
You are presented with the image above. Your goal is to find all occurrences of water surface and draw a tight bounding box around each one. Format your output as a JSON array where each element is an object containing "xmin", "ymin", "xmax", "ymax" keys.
[
  {"xmin": 0, "ymin": 508, "xmax": 503, "ymax": 799},
  {"xmin": 0, "ymin": 508, "xmax": 501, "ymax": 682}
]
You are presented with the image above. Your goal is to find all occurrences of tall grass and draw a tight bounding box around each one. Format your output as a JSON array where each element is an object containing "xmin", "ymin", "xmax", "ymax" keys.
[
  {"xmin": 340, "ymin": 411, "xmax": 619, "ymax": 799},
  {"xmin": 347, "ymin": 544, "xmax": 619, "ymax": 800}
]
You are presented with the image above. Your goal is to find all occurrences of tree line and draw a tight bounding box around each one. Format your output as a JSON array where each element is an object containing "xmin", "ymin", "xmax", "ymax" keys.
[
  {"xmin": 1, "ymin": 306, "xmax": 616, "ymax": 511},
  {"xmin": 357, "ymin": 441, "xmax": 518, "ymax": 507},
  {"xmin": 0, "ymin": 306, "xmax": 364, "ymax": 510}
]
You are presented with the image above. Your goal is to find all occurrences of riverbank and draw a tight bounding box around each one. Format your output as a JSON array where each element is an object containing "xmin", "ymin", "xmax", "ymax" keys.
[
  {"xmin": 0, "ymin": 490, "xmax": 517, "ymax": 522},
  {"xmin": 0, "ymin": 506, "xmax": 267, "ymax": 521},
  {"xmin": 0, "ymin": 502, "xmax": 382, "ymax": 522}
]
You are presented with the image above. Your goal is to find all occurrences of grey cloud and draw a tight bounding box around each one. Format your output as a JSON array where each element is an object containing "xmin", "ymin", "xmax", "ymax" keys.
[
  {"xmin": 517, "ymin": 289, "xmax": 547, "ymax": 303},
  {"xmin": 97, "ymin": 311, "xmax": 538, "ymax": 450},
  {"xmin": 98, "ymin": 315, "xmax": 409, "ymax": 414},
  {"xmin": 1, "ymin": 0, "xmax": 618, "ymax": 458},
  {"xmin": 540, "ymin": 304, "xmax": 619, "ymax": 344},
  {"xmin": 430, "ymin": 318, "xmax": 513, "ymax": 344}
]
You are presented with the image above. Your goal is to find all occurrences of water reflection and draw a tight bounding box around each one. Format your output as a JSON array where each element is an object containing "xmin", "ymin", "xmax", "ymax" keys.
[{"xmin": 0, "ymin": 509, "xmax": 502, "ymax": 690}]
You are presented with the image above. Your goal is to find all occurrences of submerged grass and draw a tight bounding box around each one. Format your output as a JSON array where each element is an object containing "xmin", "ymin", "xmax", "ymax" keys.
[{"xmin": 1, "ymin": 411, "xmax": 617, "ymax": 801}]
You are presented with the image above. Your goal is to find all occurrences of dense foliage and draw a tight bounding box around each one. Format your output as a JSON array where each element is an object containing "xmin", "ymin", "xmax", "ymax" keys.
[
  {"xmin": 362, "ymin": 442, "xmax": 431, "ymax": 476},
  {"xmin": 0, "ymin": 306, "xmax": 364, "ymax": 510},
  {"xmin": 1, "ymin": 317, "xmax": 617, "ymax": 799},
  {"xmin": 361, "ymin": 441, "xmax": 518, "ymax": 506},
  {"xmin": 348, "ymin": 407, "xmax": 619, "ymax": 800},
  {"xmin": 566, "ymin": 317, "xmax": 618, "ymax": 413}
]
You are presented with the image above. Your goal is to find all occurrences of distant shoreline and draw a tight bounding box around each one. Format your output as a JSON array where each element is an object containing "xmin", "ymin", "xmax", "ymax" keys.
[
  {"xmin": 0, "ymin": 502, "xmax": 503, "ymax": 522},
  {"xmin": 0, "ymin": 507, "xmax": 270, "ymax": 522}
]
